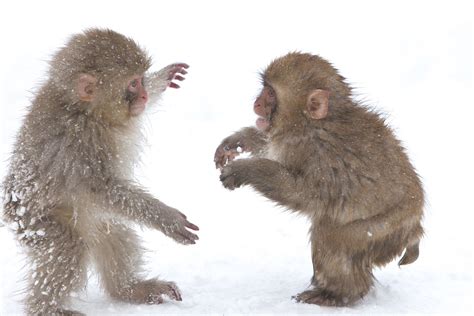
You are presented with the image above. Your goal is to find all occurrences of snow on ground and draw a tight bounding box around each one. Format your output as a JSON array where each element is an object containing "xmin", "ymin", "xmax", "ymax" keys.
[{"xmin": 1, "ymin": 0, "xmax": 473, "ymax": 314}]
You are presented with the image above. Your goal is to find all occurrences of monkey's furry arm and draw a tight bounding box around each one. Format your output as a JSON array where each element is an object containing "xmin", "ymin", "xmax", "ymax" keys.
[
  {"xmin": 220, "ymin": 157, "xmax": 422, "ymax": 254},
  {"xmin": 93, "ymin": 179, "xmax": 198, "ymax": 244},
  {"xmin": 214, "ymin": 127, "xmax": 268, "ymax": 169},
  {"xmin": 145, "ymin": 63, "xmax": 189, "ymax": 104},
  {"xmin": 220, "ymin": 158, "xmax": 306, "ymax": 211}
]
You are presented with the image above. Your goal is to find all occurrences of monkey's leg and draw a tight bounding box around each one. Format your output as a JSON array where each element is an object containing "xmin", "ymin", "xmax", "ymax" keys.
[
  {"xmin": 91, "ymin": 223, "xmax": 182, "ymax": 304},
  {"xmin": 23, "ymin": 218, "xmax": 87, "ymax": 315},
  {"xmin": 370, "ymin": 223, "xmax": 423, "ymax": 267},
  {"xmin": 295, "ymin": 239, "xmax": 373, "ymax": 307}
]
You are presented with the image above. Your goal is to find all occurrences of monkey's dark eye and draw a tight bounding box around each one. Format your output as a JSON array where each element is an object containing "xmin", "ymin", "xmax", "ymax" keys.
[
  {"xmin": 267, "ymin": 87, "xmax": 276, "ymax": 98},
  {"xmin": 130, "ymin": 79, "xmax": 138, "ymax": 88}
]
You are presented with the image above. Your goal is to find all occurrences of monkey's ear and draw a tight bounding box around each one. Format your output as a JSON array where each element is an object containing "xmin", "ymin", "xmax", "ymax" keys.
[
  {"xmin": 306, "ymin": 89, "xmax": 329, "ymax": 120},
  {"xmin": 76, "ymin": 74, "xmax": 97, "ymax": 102}
]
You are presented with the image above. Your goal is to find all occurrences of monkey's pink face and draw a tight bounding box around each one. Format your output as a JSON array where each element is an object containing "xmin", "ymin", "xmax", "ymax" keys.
[
  {"xmin": 254, "ymin": 86, "xmax": 277, "ymax": 131},
  {"xmin": 126, "ymin": 75, "xmax": 148, "ymax": 116}
]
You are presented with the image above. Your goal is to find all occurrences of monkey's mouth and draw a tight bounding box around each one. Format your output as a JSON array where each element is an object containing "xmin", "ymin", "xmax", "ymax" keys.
[{"xmin": 129, "ymin": 101, "xmax": 147, "ymax": 116}]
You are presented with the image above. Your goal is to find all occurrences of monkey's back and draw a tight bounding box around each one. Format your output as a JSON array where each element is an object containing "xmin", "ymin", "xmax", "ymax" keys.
[
  {"xmin": 268, "ymin": 102, "xmax": 424, "ymax": 226},
  {"xmin": 2, "ymin": 92, "xmax": 123, "ymax": 236}
]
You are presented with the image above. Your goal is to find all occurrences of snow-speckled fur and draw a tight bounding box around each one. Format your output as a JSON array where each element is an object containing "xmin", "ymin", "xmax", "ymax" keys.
[{"xmin": 1, "ymin": 28, "xmax": 196, "ymax": 315}]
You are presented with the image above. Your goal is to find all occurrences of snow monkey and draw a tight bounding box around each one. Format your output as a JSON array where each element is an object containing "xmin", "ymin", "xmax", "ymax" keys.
[
  {"xmin": 214, "ymin": 52, "xmax": 424, "ymax": 306},
  {"xmin": 2, "ymin": 28, "xmax": 199, "ymax": 315}
]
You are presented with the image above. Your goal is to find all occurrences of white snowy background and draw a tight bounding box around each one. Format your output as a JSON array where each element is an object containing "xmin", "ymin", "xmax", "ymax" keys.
[{"xmin": 1, "ymin": 0, "xmax": 472, "ymax": 314}]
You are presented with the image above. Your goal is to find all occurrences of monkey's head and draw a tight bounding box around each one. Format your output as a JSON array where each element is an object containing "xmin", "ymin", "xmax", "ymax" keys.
[
  {"xmin": 49, "ymin": 28, "xmax": 152, "ymax": 124},
  {"xmin": 255, "ymin": 52, "xmax": 351, "ymax": 132}
]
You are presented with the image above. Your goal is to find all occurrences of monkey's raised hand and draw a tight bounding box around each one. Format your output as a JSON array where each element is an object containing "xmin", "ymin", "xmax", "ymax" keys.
[
  {"xmin": 214, "ymin": 138, "xmax": 246, "ymax": 170},
  {"xmin": 157, "ymin": 206, "xmax": 199, "ymax": 245},
  {"xmin": 214, "ymin": 127, "xmax": 268, "ymax": 169},
  {"xmin": 220, "ymin": 157, "xmax": 295, "ymax": 208},
  {"xmin": 146, "ymin": 63, "xmax": 189, "ymax": 97}
]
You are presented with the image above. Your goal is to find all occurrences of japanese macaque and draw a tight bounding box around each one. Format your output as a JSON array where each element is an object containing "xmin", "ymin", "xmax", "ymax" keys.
[
  {"xmin": 214, "ymin": 52, "xmax": 424, "ymax": 306},
  {"xmin": 2, "ymin": 28, "xmax": 199, "ymax": 315}
]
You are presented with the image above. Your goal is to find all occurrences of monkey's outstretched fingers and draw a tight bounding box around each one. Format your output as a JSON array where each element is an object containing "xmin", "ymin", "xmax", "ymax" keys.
[
  {"xmin": 176, "ymin": 230, "xmax": 199, "ymax": 245},
  {"xmin": 167, "ymin": 63, "xmax": 189, "ymax": 79},
  {"xmin": 185, "ymin": 230, "xmax": 199, "ymax": 242},
  {"xmin": 175, "ymin": 220, "xmax": 199, "ymax": 245},
  {"xmin": 214, "ymin": 148, "xmax": 227, "ymax": 169},
  {"xmin": 214, "ymin": 146, "xmax": 241, "ymax": 169}
]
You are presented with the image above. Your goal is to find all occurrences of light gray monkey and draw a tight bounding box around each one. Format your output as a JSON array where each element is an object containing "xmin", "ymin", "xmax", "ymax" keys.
[{"xmin": 2, "ymin": 28, "xmax": 199, "ymax": 315}]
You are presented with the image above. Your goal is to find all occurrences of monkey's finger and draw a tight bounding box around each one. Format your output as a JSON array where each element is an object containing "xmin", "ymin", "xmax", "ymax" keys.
[
  {"xmin": 167, "ymin": 71, "xmax": 187, "ymax": 82},
  {"xmin": 215, "ymin": 150, "xmax": 235, "ymax": 169},
  {"xmin": 214, "ymin": 148, "xmax": 223, "ymax": 161},
  {"xmin": 169, "ymin": 82, "xmax": 180, "ymax": 89},
  {"xmin": 171, "ymin": 288, "xmax": 182, "ymax": 302},
  {"xmin": 175, "ymin": 285, "xmax": 183, "ymax": 301},
  {"xmin": 173, "ymin": 63, "xmax": 189, "ymax": 69},
  {"xmin": 183, "ymin": 229, "xmax": 199, "ymax": 241},
  {"xmin": 214, "ymin": 149, "xmax": 227, "ymax": 169},
  {"xmin": 167, "ymin": 63, "xmax": 189, "ymax": 76},
  {"xmin": 171, "ymin": 68, "xmax": 188, "ymax": 76},
  {"xmin": 166, "ymin": 283, "xmax": 182, "ymax": 301},
  {"xmin": 185, "ymin": 221, "xmax": 200, "ymax": 231},
  {"xmin": 215, "ymin": 158, "xmax": 227, "ymax": 170},
  {"xmin": 181, "ymin": 238, "xmax": 196, "ymax": 245},
  {"xmin": 172, "ymin": 230, "xmax": 198, "ymax": 244},
  {"xmin": 172, "ymin": 234, "xmax": 195, "ymax": 245},
  {"xmin": 226, "ymin": 152, "xmax": 238, "ymax": 162}
]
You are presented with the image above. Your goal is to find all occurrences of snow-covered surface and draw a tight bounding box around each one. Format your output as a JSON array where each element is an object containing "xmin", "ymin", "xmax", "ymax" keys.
[{"xmin": 1, "ymin": 0, "xmax": 472, "ymax": 314}]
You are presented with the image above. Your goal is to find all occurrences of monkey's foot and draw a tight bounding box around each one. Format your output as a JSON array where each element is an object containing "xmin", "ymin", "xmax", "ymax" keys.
[
  {"xmin": 54, "ymin": 308, "xmax": 86, "ymax": 316},
  {"xmin": 122, "ymin": 279, "xmax": 182, "ymax": 304},
  {"xmin": 26, "ymin": 306, "xmax": 85, "ymax": 316},
  {"xmin": 293, "ymin": 289, "xmax": 352, "ymax": 307}
]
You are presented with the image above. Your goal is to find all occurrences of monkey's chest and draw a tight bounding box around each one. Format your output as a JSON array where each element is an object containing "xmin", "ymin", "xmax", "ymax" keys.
[
  {"xmin": 264, "ymin": 141, "xmax": 307, "ymax": 168},
  {"xmin": 263, "ymin": 143, "xmax": 282, "ymax": 162}
]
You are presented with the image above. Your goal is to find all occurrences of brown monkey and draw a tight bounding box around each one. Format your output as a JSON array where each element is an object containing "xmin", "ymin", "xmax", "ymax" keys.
[
  {"xmin": 1, "ymin": 29, "xmax": 198, "ymax": 315},
  {"xmin": 214, "ymin": 52, "xmax": 424, "ymax": 306}
]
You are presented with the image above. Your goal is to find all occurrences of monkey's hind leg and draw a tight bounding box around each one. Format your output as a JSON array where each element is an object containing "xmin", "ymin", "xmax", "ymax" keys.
[
  {"xmin": 295, "ymin": 244, "xmax": 373, "ymax": 307},
  {"xmin": 91, "ymin": 223, "xmax": 182, "ymax": 305},
  {"xmin": 23, "ymin": 217, "xmax": 87, "ymax": 315}
]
